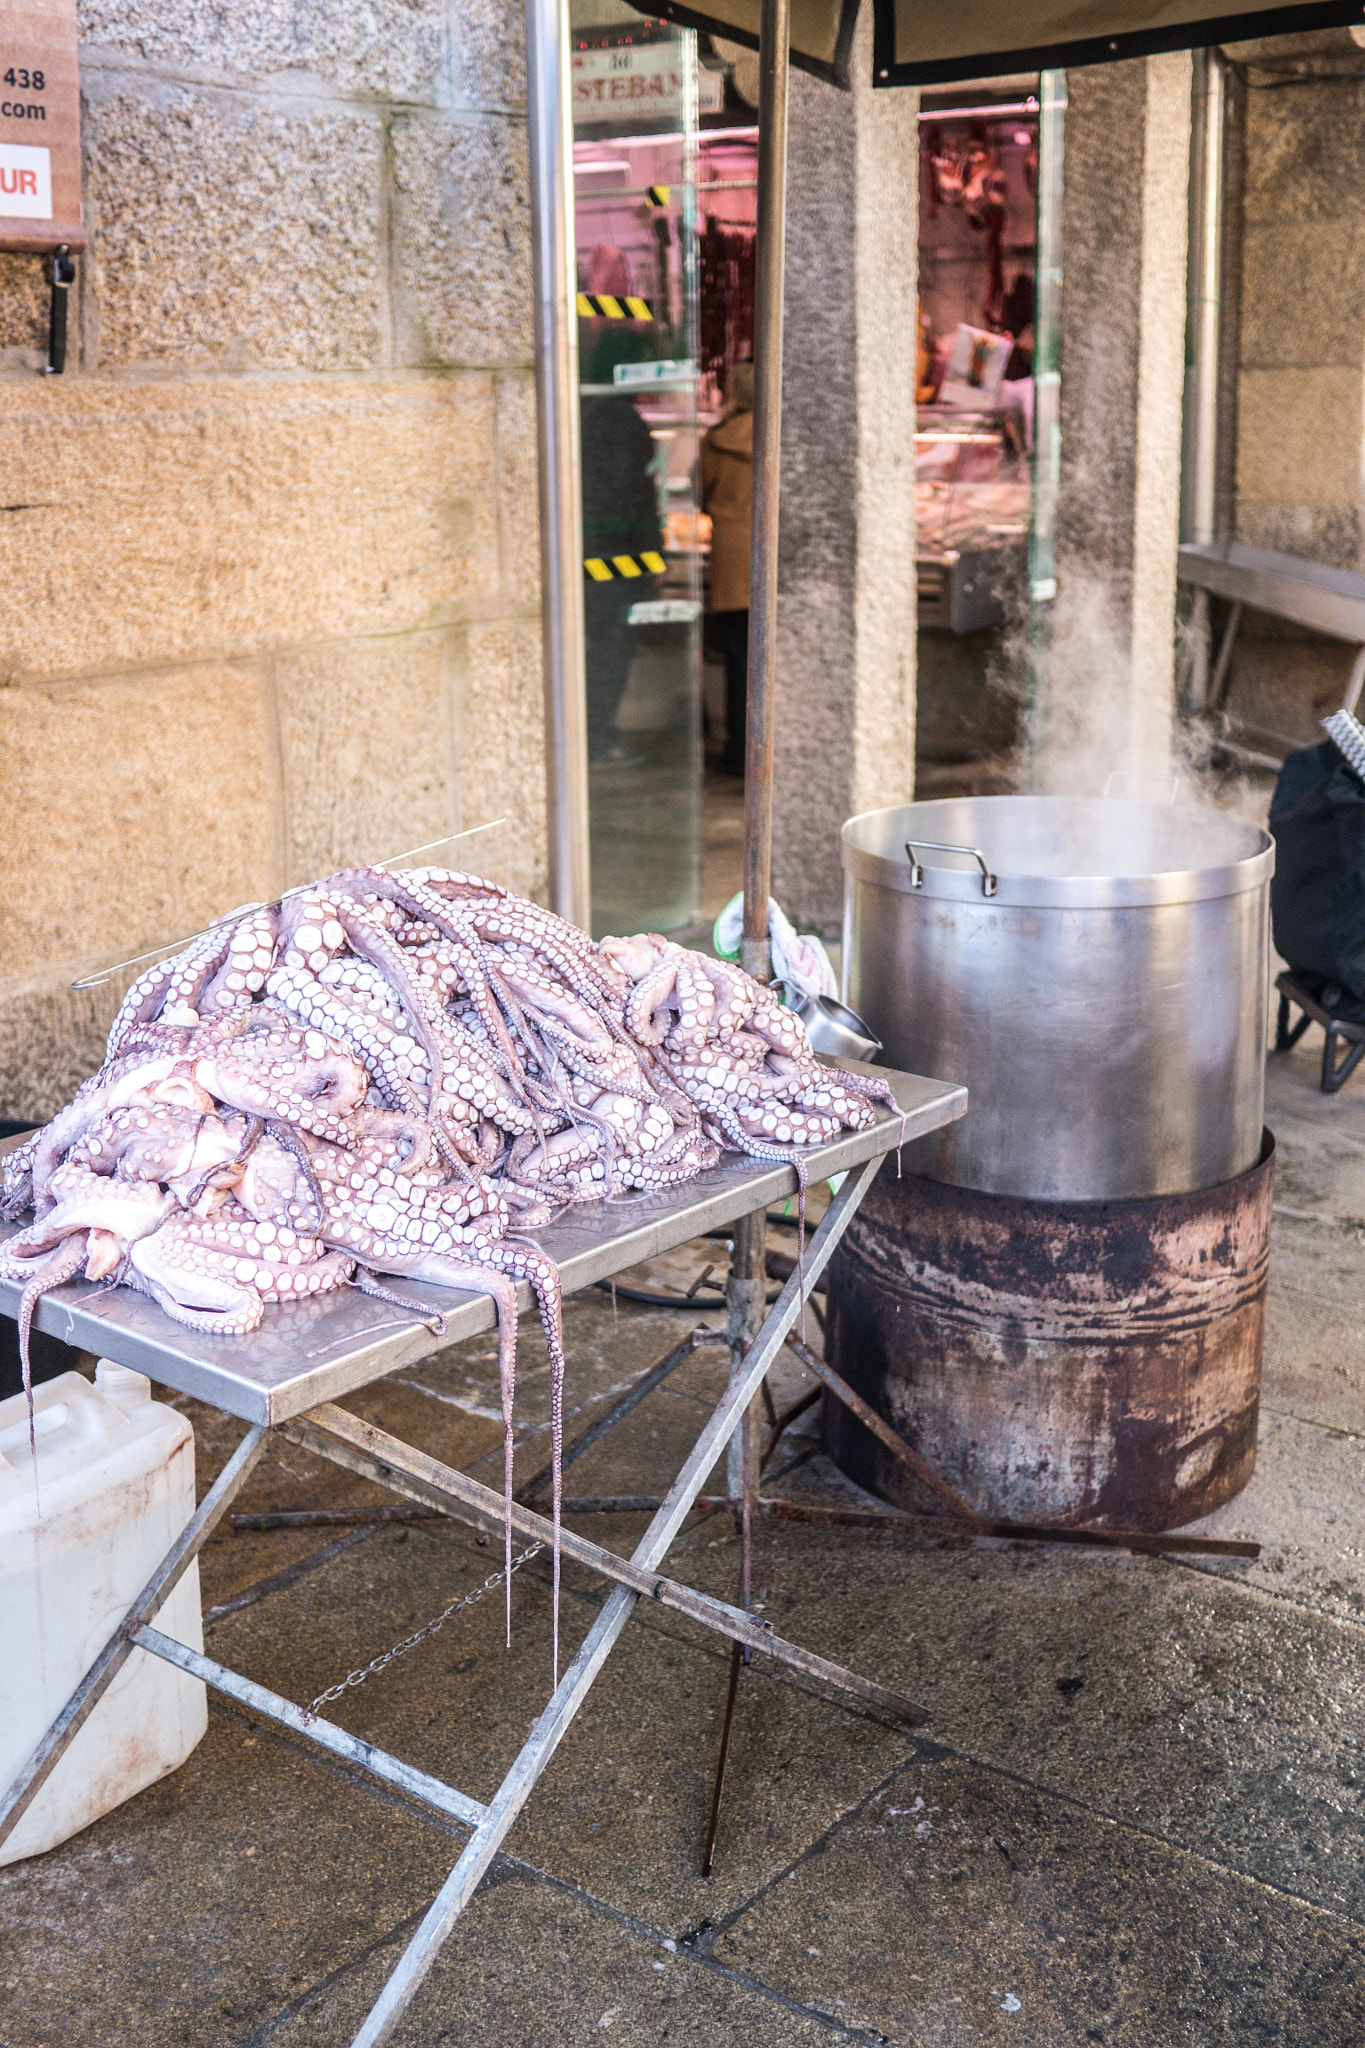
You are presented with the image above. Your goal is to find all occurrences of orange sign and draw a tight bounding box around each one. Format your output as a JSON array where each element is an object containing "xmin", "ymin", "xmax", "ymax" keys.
[{"xmin": 0, "ymin": 0, "xmax": 82, "ymax": 251}]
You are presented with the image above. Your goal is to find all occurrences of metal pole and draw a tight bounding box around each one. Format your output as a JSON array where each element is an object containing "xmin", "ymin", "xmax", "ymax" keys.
[
  {"xmin": 1183, "ymin": 48, "xmax": 1225, "ymax": 715},
  {"xmin": 1024, "ymin": 68, "xmax": 1065, "ymax": 789},
  {"xmin": 729, "ymin": 0, "xmax": 789, "ymax": 1572},
  {"xmin": 1187, "ymin": 47, "xmax": 1226, "ymax": 551},
  {"xmin": 525, "ymin": 0, "xmax": 592, "ymax": 930},
  {"xmin": 740, "ymin": 0, "xmax": 791, "ymax": 986}
]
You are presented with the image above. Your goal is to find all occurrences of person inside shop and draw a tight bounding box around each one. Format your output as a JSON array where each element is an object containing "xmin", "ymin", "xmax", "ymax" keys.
[
  {"xmin": 579, "ymin": 243, "xmax": 666, "ymax": 767},
  {"xmin": 700, "ymin": 359, "xmax": 754, "ymax": 780}
]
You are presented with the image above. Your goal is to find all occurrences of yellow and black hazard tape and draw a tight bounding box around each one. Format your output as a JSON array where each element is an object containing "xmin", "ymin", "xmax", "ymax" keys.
[
  {"xmin": 647, "ymin": 185, "xmax": 670, "ymax": 206},
  {"xmin": 584, "ymin": 551, "xmax": 667, "ymax": 581},
  {"xmin": 577, "ymin": 292, "xmax": 654, "ymax": 320}
]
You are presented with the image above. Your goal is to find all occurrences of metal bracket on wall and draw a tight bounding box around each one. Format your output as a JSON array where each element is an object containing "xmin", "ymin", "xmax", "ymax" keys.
[{"xmin": 44, "ymin": 245, "xmax": 75, "ymax": 376}]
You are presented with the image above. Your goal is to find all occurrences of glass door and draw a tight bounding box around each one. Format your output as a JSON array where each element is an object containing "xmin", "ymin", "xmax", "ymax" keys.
[{"xmin": 570, "ymin": 5, "xmax": 708, "ymax": 937}]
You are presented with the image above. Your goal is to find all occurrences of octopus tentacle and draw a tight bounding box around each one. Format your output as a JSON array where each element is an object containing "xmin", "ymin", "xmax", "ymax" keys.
[
  {"xmin": 5, "ymin": 861, "xmax": 897, "ymax": 1674},
  {"xmin": 106, "ymin": 954, "xmax": 181, "ymax": 1061},
  {"xmin": 349, "ymin": 1266, "xmax": 447, "ymax": 1336},
  {"xmin": 2, "ymin": 1230, "xmax": 90, "ymax": 1492}
]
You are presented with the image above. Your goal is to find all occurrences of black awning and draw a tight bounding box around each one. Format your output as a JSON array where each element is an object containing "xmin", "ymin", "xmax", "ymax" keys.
[
  {"xmin": 648, "ymin": 0, "xmax": 860, "ymax": 85},
  {"xmin": 642, "ymin": 0, "xmax": 1365, "ymax": 89}
]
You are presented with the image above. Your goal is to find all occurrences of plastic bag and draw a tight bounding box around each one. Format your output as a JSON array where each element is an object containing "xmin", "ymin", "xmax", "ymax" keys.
[
  {"xmin": 711, "ymin": 893, "xmax": 838, "ymax": 1003},
  {"xmin": 1270, "ymin": 714, "xmax": 1365, "ymax": 1011}
]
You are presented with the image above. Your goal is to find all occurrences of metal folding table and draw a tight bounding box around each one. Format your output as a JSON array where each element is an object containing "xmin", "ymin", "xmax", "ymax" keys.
[{"xmin": 0, "ymin": 1061, "xmax": 965, "ymax": 2047}]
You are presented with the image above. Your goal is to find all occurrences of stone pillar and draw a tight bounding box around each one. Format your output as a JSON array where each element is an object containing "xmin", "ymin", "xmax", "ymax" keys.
[
  {"xmin": 770, "ymin": 11, "xmax": 919, "ymax": 935},
  {"xmin": 1032, "ymin": 53, "xmax": 1192, "ymax": 793}
]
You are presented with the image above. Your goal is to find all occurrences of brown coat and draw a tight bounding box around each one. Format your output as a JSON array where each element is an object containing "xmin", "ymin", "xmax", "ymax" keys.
[{"xmin": 700, "ymin": 408, "xmax": 753, "ymax": 614}]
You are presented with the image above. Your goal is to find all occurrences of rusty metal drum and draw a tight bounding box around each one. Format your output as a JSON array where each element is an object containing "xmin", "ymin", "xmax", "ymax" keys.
[{"xmin": 823, "ymin": 1133, "xmax": 1274, "ymax": 1529}]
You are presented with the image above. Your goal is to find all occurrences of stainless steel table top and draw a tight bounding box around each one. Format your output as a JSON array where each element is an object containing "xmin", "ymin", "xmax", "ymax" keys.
[{"xmin": 0, "ymin": 1063, "xmax": 964, "ymax": 1425}]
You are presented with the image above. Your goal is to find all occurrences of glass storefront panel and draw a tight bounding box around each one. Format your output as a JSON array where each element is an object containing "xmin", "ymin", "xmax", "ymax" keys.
[
  {"xmin": 914, "ymin": 82, "xmax": 1045, "ymax": 797},
  {"xmin": 571, "ymin": 6, "xmax": 708, "ymax": 938}
]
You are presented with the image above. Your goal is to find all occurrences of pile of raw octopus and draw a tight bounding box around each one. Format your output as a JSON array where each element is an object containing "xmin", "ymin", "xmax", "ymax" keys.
[{"xmin": 0, "ymin": 866, "xmax": 893, "ymax": 1669}]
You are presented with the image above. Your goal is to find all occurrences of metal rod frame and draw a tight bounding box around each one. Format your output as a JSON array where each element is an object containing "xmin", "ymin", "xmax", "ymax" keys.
[
  {"xmin": 551, "ymin": 1494, "xmax": 1260, "ymax": 1560},
  {"xmin": 740, "ymin": 0, "xmax": 790, "ymax": 984},
  {"xmin": 526, "ymin": 0, "xmax": 591, "ymax": 928},
  {"xmin": 0, "ymin": 1153, "xmax": 914, "ymax": 2048}
]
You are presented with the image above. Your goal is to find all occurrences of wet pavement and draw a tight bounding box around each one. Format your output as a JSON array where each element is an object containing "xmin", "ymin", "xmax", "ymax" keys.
[{"xmin": 2, "ymin": 1033, "xmax": 1364, "ymax": 2045}]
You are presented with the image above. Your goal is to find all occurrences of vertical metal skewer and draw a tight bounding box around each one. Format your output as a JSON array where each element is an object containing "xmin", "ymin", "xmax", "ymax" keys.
[{"xmin": 67, "ymin": 819, "xmax": 508, "ymax": 990}]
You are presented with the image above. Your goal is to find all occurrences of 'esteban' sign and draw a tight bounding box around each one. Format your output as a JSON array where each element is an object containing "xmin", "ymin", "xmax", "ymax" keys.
[
  {"xmin": 0, "ymin": 0, "xmax": 82, "ymax": 251},
  {"xmin": 572, "ymin": 42, "xmax": 724, "ymax": 124}
]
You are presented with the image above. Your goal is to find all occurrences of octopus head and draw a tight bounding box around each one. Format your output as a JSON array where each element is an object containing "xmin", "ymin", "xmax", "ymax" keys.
[
  {"xmin": 193, "ymin": 1025, "xmax": 368, "ymax": 1139},
  {"xmin": 595, "ymin": 933, "xmax": 669, "ymax": 983}
]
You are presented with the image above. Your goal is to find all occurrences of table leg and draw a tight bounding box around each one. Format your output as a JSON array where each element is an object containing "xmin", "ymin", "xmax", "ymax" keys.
[
  {"xmin": 704, "ymin": 1235, "xmax": 769, "ymax": 1872},
  {"xmin": 347, "ymin": 1156, "xmax": 886, "ymax": 2045}
]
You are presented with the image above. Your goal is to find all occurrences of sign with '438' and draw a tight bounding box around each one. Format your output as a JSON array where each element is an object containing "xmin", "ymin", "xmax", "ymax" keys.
[{"xmin": 0, "ymin": 0, "xmax": 82, "ymax": 251}]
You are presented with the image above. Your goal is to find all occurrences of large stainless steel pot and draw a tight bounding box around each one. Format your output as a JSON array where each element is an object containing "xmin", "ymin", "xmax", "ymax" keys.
[{"xmin": 841, "ymin": 795, "xmax": 1273, "ymax": 1200}]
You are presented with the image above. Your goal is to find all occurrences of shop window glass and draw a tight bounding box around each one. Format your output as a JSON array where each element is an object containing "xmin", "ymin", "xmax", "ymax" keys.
[{"xmin": 571, "ymin": 5, "xmax": 706, "ymax": 937}]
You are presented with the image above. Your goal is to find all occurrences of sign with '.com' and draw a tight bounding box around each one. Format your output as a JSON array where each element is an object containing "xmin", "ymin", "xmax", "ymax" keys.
[{"xmin": 0, "ymin": 0, "xmax": 82, "ymax": 252}]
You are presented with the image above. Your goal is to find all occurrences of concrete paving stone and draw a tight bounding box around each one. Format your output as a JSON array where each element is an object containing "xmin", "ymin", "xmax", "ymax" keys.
[
  {"xmin": 1270, "ymin": 1211, "xmax": 1365, "ymax": 1312},
  {"xmin": 0, "ymin": 1698, "xmax": 462, "ymax": 2047},
  {"xmin": 1267, "ymin": 1030, "xmax": 1365, "ymax": 1136},
  {"xmin": 84, "ymin": 86, "xmax": 384, "ymax": 371},
  {"xmin": 1184, "ymin": 1407, "xmax": 1365, "ymax": 1624},
  {"xmin": 524, "ymin": 1375, "xmax": 730, "ymax": 1510},
  {"xmin": 78, "ymin": 0, "xmax": 449, "ymax": 107},
  {"xmin": 0, "ymin": 661, "xmax": 276, "ymax": 980},
  {"xmin": 177, "ymin": 1373, "xmax": 500, "ymax": 1613},
  {"xmin": 1, "ymin": 1633, "xmax": 852, "ymax": 2045},
  {"xmin": 1271, "ymin": 1115, "xmax": 1365, "ymax": 1223},
  {"xmin": 653, "ymin": 1509, "xmax": 1365, "ymax": 1923},
  {"xmin": 1262, "ymin": 1284, "xmax": 1365, "ymax": 1432},
  {"xmin": 206, "ymin": 1510, "xmax": 917, "ymax": 1931},
  {"xmin": 242, "ymin": 1863, "xmax": 844, "ymax": 2048},
  {"xmin": 392, "ymin": 1286, "xmax": 702, "ymax": 1443},
  {"xmin": 0, "ymin": 249, "xmax": 50, "ymax": 371},
  {"xmin": 276, "ymin": 628, "xmax": 456, "ymax": 888},
  {"xmin": 0, "ymin": 373, "xmax": 499, "ymax": 678},
  {"xmin": 390, "ymin": 114, "xmax": 532, "ymax": 370},
  {"xmin": 714, "ymin": 1750, "xmax": 1365, "ymax": 2047},
  {"xmin": 458, "ymin": 618, "xmax": 548, "ymax": 903}
]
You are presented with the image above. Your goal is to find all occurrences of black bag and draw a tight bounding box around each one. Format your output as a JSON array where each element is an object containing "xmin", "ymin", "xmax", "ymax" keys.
[{"xmin": 1269, "ymin": 738, "xmax": 1365, "ymax": 1015}]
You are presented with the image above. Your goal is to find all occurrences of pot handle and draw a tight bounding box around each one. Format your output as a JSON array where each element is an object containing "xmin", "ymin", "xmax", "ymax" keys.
[{"xmin": 904, "ymin": 840, "xmax": 998, "ymax": 898}]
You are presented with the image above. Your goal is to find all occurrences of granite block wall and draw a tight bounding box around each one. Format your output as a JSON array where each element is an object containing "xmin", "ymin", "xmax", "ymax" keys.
[
  {"xmin": 1211, "ymin": 32, "xmax": 1365, "ymax": 746},
  {"xmin": 1233, "ymin": 31, "xmax": 1365, "ymax": 571},
  {"xmin": 0, "ymin": 0, "xmax": 543, "ymax": 1118}
]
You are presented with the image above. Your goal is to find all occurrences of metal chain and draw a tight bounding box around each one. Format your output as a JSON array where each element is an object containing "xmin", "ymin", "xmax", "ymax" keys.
[{"xmin": 307, "ymin": 1541, "xmax": 544, "ymax": 1715}]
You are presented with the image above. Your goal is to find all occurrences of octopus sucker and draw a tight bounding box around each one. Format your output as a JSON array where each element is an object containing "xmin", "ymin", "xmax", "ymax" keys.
[{"xmin": 3, "ymin": 866, "xmax": 890, "ymax": 1674}]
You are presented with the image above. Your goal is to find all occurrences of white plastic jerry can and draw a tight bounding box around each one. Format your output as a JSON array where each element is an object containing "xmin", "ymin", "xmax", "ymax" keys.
[{"xmin": 0, "ymin": 1362, "xmax": 207, "ymax": 1866}]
